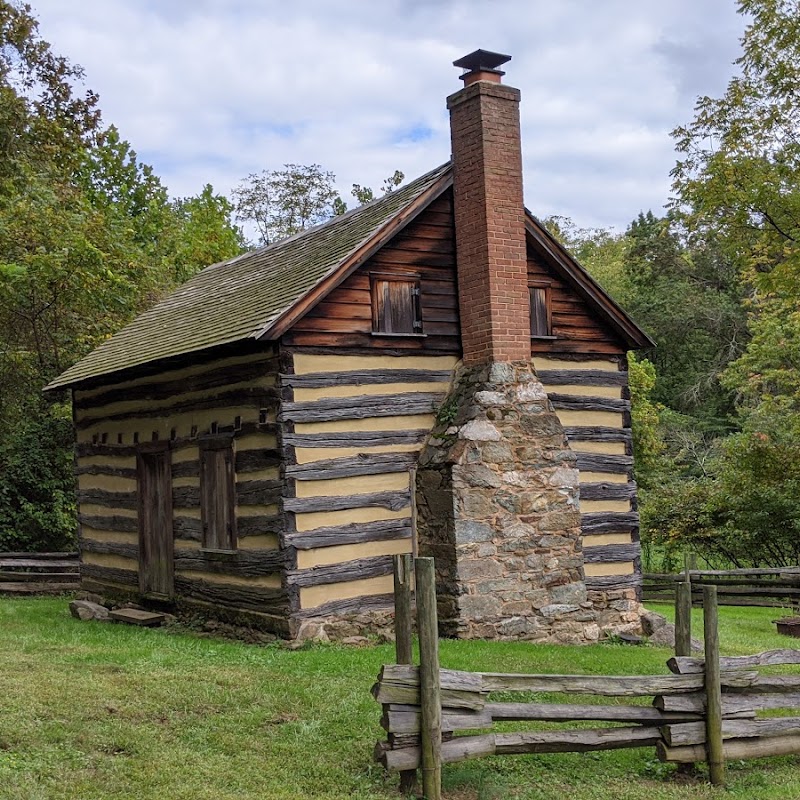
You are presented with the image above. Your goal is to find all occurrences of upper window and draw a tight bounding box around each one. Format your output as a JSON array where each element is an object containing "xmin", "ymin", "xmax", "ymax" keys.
[
  {"xmin": 529, "ymin": 283, "xmax": 552, "ymax": 338},
  {"xmin": 199, "ymin": 437, "xmax": 237, "ymax": 551},
  {"xmin": 371, "ymin": 273, "xmax": 423, "ymax": 335}
]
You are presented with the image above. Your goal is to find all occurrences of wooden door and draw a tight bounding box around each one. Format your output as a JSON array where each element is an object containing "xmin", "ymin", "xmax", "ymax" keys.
[
  {"xmin": 137, "ymin": 444, "xmax": 174, "ymax": 598},
  {"xmin": 199, "ymin": 438, "xmax": 237, "ymax": 551}
]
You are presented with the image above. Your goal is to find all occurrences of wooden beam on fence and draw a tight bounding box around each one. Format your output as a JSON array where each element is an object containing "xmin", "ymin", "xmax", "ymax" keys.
[
  {"xmin": 675, "ymin": 580, "xmax": 692, "ymax": 658},
  {"xmin": 703, "ymin": 585, "xmax": 725, "ymax": 787},
  {"xmin": 415, "ymin": 557, "xmax": 441, "ymax": 800},
  {"xmin": 658, "ymin": 734, "xmax": 800, "ymax": 764},
  {"xmin": 668, "ymin": 648, "xmax": 800, "ymax": 675},
  {"xmin": 392, "ymin": 554, "xmax": 416, "ymax": 796}
]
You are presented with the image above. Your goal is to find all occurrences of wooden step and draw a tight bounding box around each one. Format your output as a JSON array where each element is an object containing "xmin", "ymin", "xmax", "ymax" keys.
[{"xmin": 108, "ymin": 608, "xmax": 166, "ymax": 627}]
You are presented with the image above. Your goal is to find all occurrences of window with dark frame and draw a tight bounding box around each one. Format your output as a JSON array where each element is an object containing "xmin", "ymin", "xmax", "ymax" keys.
[
  {"xmin": 199, "ymin": 437, "xmax": 237, "ymax": 551},
  {"xmin": 529, "ymin": 284, "xmax": 552, "ymax": 338},
  {"xmin": 371, "ymin": 273, "xmax": 423, "ymax": 335}
]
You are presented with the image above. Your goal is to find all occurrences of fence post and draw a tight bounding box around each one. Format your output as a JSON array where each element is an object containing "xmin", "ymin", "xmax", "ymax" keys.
[
  {"xmin": 415, "ymin": 556, "xmax": 442, "ymax": 800},
  {"xmin": 703, "ymin": 585, "xmax": 725, "ymax": 786},
  {"xmin": 675, "ymin": 580, "xmax": 692, "ymax": 658},
  {"xmin": 393, "ymin": 554, "xmax": 416, "ymax": 795}
]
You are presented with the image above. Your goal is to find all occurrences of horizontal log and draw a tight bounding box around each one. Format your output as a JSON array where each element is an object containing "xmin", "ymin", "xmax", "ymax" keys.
[
  {"xmin": 236, "ymin": 515, "xmax": 284, "ymax": 538},
  {"xmin": 536, "ymin": 369, "xmax": 628, "ymax": 387},
  {"xmin": 76, "ymin": 387, "xmax": 279, "ymax": 429},
  {"xmin": 283, "ymin": 490, "xmax": 409, "ymax": 514},
  {"xmin": 171, "ymin": 461, "xmax": 200, "ymax": 479},
  {"xmin": 278, "ymin": 392, "xmax": 443, "ymax": 423},
  {"xmin": 575, "ymin": 454, "xmax": 633, "ymax": 474},
  {"xmin": 583, "ymin": 543, "xmax": 640, "ymax": 564},
  {"xmin": 585, "ymin": 574, "xmax": 641, "ymax": 591},
  {"xmin": 282, "ymin": 430, "xmax": 430, "ymax": 449},
  {"xmin": 75, "ymin": 464, "xmax": 137, "ymax": 479},
  {"xmin": 79, "ymin": 514, "xmax": 139, "ymax": 533},
  {"xmin": 485, "ymin": 702, "xmax": 699, "ymax": 725},
  {"xmin": 0, "ymin": 558, "xmax": 81, "ymax": 570},
  {"xmin": 662, "ymin": 716, "xmax": 800, "ymax": 747},
  {"xmin": 581, "ymin": 512, "xmax": 640, "ymax": 534},
  {"xmin": 645, "ymin": 573, "xmax": 800, "ymax": 587},
  {"xmin": 655, "ymin": 691, "xmax": 800, "ymax": 714},
  {"xmin": 563, "ymin": 426, "xmax": 631, "ymax": 443},
  {"xmin": 549, "ymin": 395, "xmax": 630, "ymax": 414},
  {"xmin": 658, "ymin": 734, "xmax": 800, "ymax": 764},
  {"xmin": 284, "ymin": 519, "xmax": 411, "ymax": 550},
  {"xmin": 285, "ymin": 453, "xmax": 417, "ymax": 481},
  {"xmin": 80, "ymin": 563, "xmax": 138, "ymax": 587},
  {"xmin": 174, "ymin": 549, "xmax": 286, "ymax": 576},
  {"xmin": 172, "ymin": 487, "xmax": 200, "ymax": 508},
  {"xmin": 76, "ymin": 443, "xmax": 138, "ymax": 458},
  {"xmin": 379, "ymin": 733, "xmax": 496, "ymax": 772},
  {"xmin": 236, "ymin": 480, "xmax": 283, "ymax": 506},
  {"xmin": 668, "ymin": 649, "xmax": 800, "ymax": 675},
  {"xmin": 580, "ymin": 482, "xmax": 637, "ymax": 502},
  {"xmin": 373, "ymin": 665, "xmax": 486, "ymax": 710},
  {"xmin": 281, "ymin": 369, "xmax": 453, "ymax": 389},
  {"xmin": 287, "ymin": 554, "xmax": 394, "ymax": 588},
  {"xmin": 74, "ymin": 355, "xmax": 278, "ymax": 409},
  {"xmin": 173, "ymin": 575, "xmax": 288, "ymax": 615},
  {"xmin": 292, "ymin": 591, "xmax": 394, "ymax": 618},
  {"xmin": 80, "ymin": 539, "xmax": 138, "ymax": 559},
  {"xmin": 235, "ymin": 449, "xmax": 281, "ymax": 473},
  {"xmin": 78, "ymin": 489, "xmax": 137, "ymax": 510},
  {"xmin": 494, "ymin": 726, "xmax": 661, "ymax": 755},
  {"xmin": 381, "ymin": 705, "xmax": 493, "ymax": 734},
  {"xmin": 0, "ymin": 570, "xmax": 78, "ymax": 582},
  {"xmin": 172, "ymin": 516, "xmax": 202, "ymax": 541}
]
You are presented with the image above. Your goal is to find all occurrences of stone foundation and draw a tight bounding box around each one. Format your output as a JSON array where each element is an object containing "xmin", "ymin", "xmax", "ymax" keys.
[{"xmin": 415, "ymin": 360, "xmax": 641, "ymax": 643}]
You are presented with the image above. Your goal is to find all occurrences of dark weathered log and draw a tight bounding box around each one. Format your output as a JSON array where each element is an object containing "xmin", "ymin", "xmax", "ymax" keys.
[
  {"xmin": 658, "ymin": 734, "xmax": 800, "ymax": 764},
  {"xmin": 582, "ymin": 543, "xmax": 640, "ymax": 564},
  {"xmin": 282, "ymin": 429, "xmax": 429, "ymax": 449},
  {"xmin": 0, "ymin": 570, "xmax": 78, "ymax": 583},
  {"xmin": 78, "ymin": 489, "xmax": 138, "ymax": 510},
  {"xmin": 76, "ymin": 387, "xmax": 279, "ymax": 429},
  {"xmin": 655, "ymin": 690, "xmax": 800, "ymax": 714},
  {"xmin": 575, "ymin": 454, "xmax": 633, "ymax": 474},
  {"xmin": 0, "ymin": 558, "xmax": 80, "ymax": 570},
  {"xmin": 172, "ymin": 516, "xmax": 203, "ymax": 541},
  {"xmin": 287, "ymin": 554, "xmax": 394, "ymax": 588},
  {"xmin": 668, "ymin": 648, "xmax": 800, "ymax": 675},
  {"xmin": 649, "ymin": 567, "xmax": 800, "ymax": 579},
  {"xmin": 173, "ymin": 575, "xmax": 288, "ymax": 615},
  {"xmin": 172, "ymin": 487, "xmax": 200, "ymax": 508},
  {"xmin": 380, "ymin": 734, "xmax": 496, "ymax": 772},
  {"xmin": 585, "ymin": 574, "xmax": 641, "ymax": 591},
  {"xmin": 372, "ymin": 665, "xmax": 486, "ymax": 710},
  {"xmin": 549, "ymin": 395, "xmax": 629, "ymax": 414},
  {"xmin": 536, "ymin": 369, "xmax": 628, "ymax": 387},
  {"xmin": 76, "ymin": 443, "xmax": 137, "ymax": 458},
  {"xmin": 278, "ymin": 392, "xmax": 443, "ymax": 423},
  {"xmin": 286, "ymin": 452, "xmax": 418, "ymax": 481},
  {"xmin": 80, "ymin": 539, "xmax": 138, "ymax": 559},
  {"xmin": 236, "ymin": 479, "xmax": 282, "ymax": 506},
  {"xmin": 579, "ymin": 482, "xmax": 637, "ymax": 501},
  {"xmin": 703, "ymin": 586, "xmax": 725, "ymax": 785},
  {"xmin": 173, "ymin": 548, "xmax": 286, "ymax": 576},
  {"xmin": 78, "ymin": 514, "xmax": 139, "ymax": 533},
  {"xmin": 494, "ymin": 726, "xmax": 661, "ymax": 755},
  {"xmin": 236, "ymin": 515, "xmax": 284, "ymax": 537},
  {"xmin": 292, "ymin": 591, "xmax": 394, "ymax": 619},
  {"xmin": 382, "ymin": 706, "xmax": 493, "ymax": 735},
  {"xmin": 394, "ymin": 554, "xmax": 414, "ymax": 666},
  {"xmin": 80, "ymin": 563, "xmax": 139, "ymax": 587},
  {"xmin": 662, "ymin": 716, "xmax": 800, "ymax": 747},
  {"xmin": 285, "ymin": 519, "xmax": 411, "ymax": 550},
  {"xmin": 485, "ymin": 702, "xmax": 699, "ymax": 724},
  {"xmin": 563, "ymin": 426, "xmax": 630, "ymax": 443},
  {"xmin": 75, "ymin": 464, "xmax": 137, "ymax": 479},
  {"xmin": 74, "ymin": 355, "xmax": 278, "ymax": 409},
  {"xmin": 581, "ymin": 512, "xmax": 639, "ymax": 533},
  {"xmin": 282, "ymin": 490, "xmax": 409, "ymax": 514},
  {"xmin": 281, "ymin": 369, "xmax": 453, "ymax": 388},
  {"xmin": 235, "ymin": 448, "xmax": 281, "ymax": 473}
]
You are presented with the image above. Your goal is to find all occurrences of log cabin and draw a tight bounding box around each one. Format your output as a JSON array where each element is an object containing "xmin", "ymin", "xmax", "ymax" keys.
[{"xmin": 46, "ymin": 50, "xmax": 654, "ymax": 641}]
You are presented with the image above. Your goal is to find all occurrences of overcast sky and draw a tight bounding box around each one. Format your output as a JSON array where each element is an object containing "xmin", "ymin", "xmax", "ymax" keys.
[{"xmin": 30, "ymin": 0, "xmax": 746, "ymax": 232}]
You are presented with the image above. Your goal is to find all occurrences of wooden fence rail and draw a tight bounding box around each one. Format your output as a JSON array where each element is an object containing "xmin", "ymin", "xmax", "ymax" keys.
[
  {"xmin": 0, "ymin": 552, "xmax": 80, "ymax": 595},
  {"xmin": 374, "ymin": 557, "xmax": 800, "ymax": 795},
  {"xmin": 643, "ymin": 567, "xmax": 800, "ymax": 608}
]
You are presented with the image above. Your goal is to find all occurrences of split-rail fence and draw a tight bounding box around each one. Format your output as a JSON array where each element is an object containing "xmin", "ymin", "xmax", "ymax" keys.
[
  {"xmin": 0, "ymin": 552, "xmax": 80, "ymax": 595},
  {"xmin": 373, "ymin": 556, "xmax": 800, "ymax": 798}
]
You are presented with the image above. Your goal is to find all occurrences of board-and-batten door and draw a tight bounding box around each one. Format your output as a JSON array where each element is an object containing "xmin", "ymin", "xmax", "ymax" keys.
[
  {"xmin": 199, "ymin": 437, "xmax": 237, "ymax": 551},
  {"xmin": 136, "ymin": 442, "xmax": 174, "ymax": 598}
]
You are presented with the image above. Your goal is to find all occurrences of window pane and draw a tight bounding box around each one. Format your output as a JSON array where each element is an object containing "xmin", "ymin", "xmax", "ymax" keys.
[{"xmin": 530, "ymin": 287, "xmax": 549, "ymax": 336}]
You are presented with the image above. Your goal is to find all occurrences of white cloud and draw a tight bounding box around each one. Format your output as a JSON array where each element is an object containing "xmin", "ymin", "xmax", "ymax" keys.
[{"xmin": 30, "ymin": 0, "xmax": 745, "ymax": 230}]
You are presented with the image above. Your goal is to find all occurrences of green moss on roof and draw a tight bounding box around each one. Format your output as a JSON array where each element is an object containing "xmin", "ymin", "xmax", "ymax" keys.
[{"xmin": 46, "ymin": 164, "xmax": 451, "ymax": 390}]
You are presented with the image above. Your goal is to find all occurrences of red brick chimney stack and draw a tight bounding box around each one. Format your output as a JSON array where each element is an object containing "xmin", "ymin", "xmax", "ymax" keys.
[{"xmin": 448, "ymin": 50, "xmax": 530, "ymax": 365}]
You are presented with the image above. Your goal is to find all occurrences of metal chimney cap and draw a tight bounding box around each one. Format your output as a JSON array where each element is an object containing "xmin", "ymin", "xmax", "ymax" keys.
[{"xmin": 452, "ymin": 49, "xmax": 512, "ymax": 74}]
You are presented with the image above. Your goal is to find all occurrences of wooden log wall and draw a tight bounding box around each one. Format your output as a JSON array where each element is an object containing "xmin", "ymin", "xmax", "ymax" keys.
[
  {"xmin": 73, "ymin": 347, "xmax": 289, "ymax": 630},
  {"xmin": 533, "ymin": 356, "xmax": 640, "ymax": 595},
  {"xmin": 279, "ymin": 349, "xmax": 457, "ymax": 618}
]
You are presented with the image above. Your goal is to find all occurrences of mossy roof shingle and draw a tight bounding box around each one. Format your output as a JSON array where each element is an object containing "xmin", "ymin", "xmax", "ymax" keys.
[{"xmin": 46, "ymin": 163, "xmax": 450, "ymax": 390}]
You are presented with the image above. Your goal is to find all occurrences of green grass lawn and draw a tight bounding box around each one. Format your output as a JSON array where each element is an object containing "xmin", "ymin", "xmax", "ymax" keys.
[{"xmin": 1, "ymin": 598, "xmax": 798, "ymax": 800}]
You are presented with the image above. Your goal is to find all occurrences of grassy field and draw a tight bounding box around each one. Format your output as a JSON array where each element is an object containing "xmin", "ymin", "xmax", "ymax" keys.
[{"xmin": 1, "ymin": 598, "xmax": 799, "ymax": 800}]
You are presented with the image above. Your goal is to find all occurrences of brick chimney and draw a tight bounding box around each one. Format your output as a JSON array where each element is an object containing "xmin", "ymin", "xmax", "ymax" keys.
[{"xmin": 448, "ymin": 50, "xmax": 530, "ymax": 365}]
